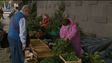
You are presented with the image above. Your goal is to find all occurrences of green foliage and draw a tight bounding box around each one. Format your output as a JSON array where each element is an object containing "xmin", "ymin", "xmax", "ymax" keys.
[
  {"xmin": 0, "ymin": 1, "xmax": 9, "ymax": 8},
  {"xmin": 51, "ymin": 38, "xmax": 74, "ymax": 55},
  {"xmin": 46, "ymin": 21, "xmax": 62, "ymax": 33},
  {"xmin": 63, "ymin": 52, "xmax": 78, "ymax": 61},
  {"xmin": 29, "ymin": 31, "xmax": 33, "ymax": 34},
  {"xmin": 57, "ymin": 1, "xmax": 65, "ymax": 12},
  {"xmin": 31, "ymin": 2, "xmax": 37, "ymax": 13},
  {"xmin": 30, "ymin": 11, "xmax": 37, "ymax": 18},
  {"xmin": 80, "ymin": 51, "xmax": 105, "ymax": 63},
  {"xmin": 27, "ymin": 15, "xmax": 42, "ymax": 31},
  {"xmin": 33, "ymin": 31, "xmax": 37, "ymax": 34},
  {"xmin": 46, "ymin": 1, "xmax": 65, "ymax": 33},
  {"xmin": 0, "ymin": 1, "xmax": 4, "ymax": 8},
  {"xmin": 6, "ymin": 1, "xmax": 9, "ymax": 8},
  {"xmin": 34, "ymin": 15, "xmax": 42, "ymax": 24},
  {"xmin": 39, "ymin": 55, "xmax": 64, "ymax": 63},
  {"xmin": 28, "ymin": 21, "xmax": 40, "ymax": 31},
  {"xmin": 8, "ymin": 11, "xmax": 16, "ymax": 18},
  {"xmin": 27, "ymin": 2, "xmax": 37, "ymax": 21}
]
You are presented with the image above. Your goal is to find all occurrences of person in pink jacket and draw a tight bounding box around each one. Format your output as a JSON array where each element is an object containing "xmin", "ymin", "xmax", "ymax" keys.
[{"xmin": 60, "ymin": 18, "xmax": 82, "ymax": 57}]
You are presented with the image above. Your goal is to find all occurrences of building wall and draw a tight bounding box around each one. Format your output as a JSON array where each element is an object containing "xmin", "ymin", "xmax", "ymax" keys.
[{"xmin": 37, "ymin": 1, "xmax": 112, "ymax": 39}]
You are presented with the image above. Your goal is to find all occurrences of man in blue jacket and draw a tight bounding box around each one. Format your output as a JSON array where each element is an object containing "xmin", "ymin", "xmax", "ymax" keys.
[{"xmin": 8, "ymin": 5, "xmax": 31, "ymax": 63}]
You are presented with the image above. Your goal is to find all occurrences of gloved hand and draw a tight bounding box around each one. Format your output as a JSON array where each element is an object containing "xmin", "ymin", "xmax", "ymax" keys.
[{"xmin": 39, "ymin": 22, "xmax": 41, "ymax": 24}]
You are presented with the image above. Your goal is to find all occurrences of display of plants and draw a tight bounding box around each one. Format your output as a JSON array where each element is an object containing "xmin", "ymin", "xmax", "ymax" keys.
[
  {"xmin": 46, "ymin": 1, "xmax": 65, "ymax": 33},
  {"xmin": 51, "ymin": 38, "xmax": 74, "ymax": 55},
  {"xmin": 27, "ymin": 2, "xmax": 37, "ymax": 21},
  {"xmin": 28, "ymin": 21, "xmax": 40, "ymax": 31},
  {"xmin": 80, "ymin": 51, "xmax": 105, "ymax": 63},
  {"xmin": 62, "ymin": 52, "xmax": 78, "ymax": 61},
  {"xmin": 39, "ymin": 55, "xmax": 64, "ymax": 63},
  {"xmin": 34, "ymin": 15, "xmax": 42, "ymax": 24}
]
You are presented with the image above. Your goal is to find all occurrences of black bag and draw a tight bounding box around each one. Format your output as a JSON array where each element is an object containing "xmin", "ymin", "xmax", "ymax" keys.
[{"xmin": 1, "ymin": 33, "xmax": 9, "ymax": 48}]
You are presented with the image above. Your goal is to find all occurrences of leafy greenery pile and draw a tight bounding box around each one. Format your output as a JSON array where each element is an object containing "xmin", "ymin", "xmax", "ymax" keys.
[
  {"xmin": 80, "ymin": 52, "xmax": 105, "ymax": 63},
  {"xmin": 27, "ymin": 2, "xmax": 43, "ymax": 31},
  {"xmin": 46, "ymin": 1, "xmax": 65, "ymax": 33},
  {"xmin": 27, "ymin": 2, "xmax": 37, "ymax": 21},
  {"xmin": 39, "ymin": 55, "xmax": 64, "ymax": 63},
  {"xmin": 51, "ymin": 38, "xmax": 74, "ymax": 55},
  {"xmin": 34, "ymin": 15, "xmax": 42, "ymax": 24},
  {"xmin": 28, "ymin": 21, "xmax": 40, "ymax": 31},
  {"xmin": 62, "ymin": 52, "xmax": 78, "ymax": 61}
]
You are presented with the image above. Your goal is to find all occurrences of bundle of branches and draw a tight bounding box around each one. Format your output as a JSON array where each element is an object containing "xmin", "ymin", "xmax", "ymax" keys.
[
  {"xmin": 27, "ymin": 2, "xmax": 37, "ymax": 21},
  {"xmin": 46, "ymin": 1, "xmax": 65, "ymax": 33},
  {"xmin": 80, "ymin": 52, "xmax": 105, "ymax": 63},
  {"xmin": 51, "ymin": 38, "xmax": 74, "ymax": 55},
  {"xmin": 8, "ymin": 11, "xmax": 16, "ymax": 18}
]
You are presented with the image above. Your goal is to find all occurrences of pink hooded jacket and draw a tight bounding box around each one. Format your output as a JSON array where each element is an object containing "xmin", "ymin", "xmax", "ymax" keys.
[{"xmin": 60, "ymin": 18, "xmax": 82, "ymax": 57}]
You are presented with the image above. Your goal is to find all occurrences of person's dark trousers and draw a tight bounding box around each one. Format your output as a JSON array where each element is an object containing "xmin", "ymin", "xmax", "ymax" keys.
[{"xmin": 8, "ymin": 37, "xmax": 25, "ymax": 63}]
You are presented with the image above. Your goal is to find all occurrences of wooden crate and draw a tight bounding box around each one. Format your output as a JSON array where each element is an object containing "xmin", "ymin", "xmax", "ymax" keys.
[
  {"xmin": 31, "ymin": 46, "xmax": 47, "ymax": 52},
  {"xmin": 34, "ymin": 48, "xmax": 51, "ymax": 53},
  {"xmin": 32, "ymin": 50, "xmax": 38, "ymax": 59},
  {"xmin": 33, "ymin": 50, "xmax": 55, "ymax": 60},
  {"xmin": 59, "ymin": 55, "xmax": 81, "ymax": 63},
  {"xmin": 30, "ymin": 39, "xmax": 49, "ymax": 47},
  {"xmin": 30, "ymin": 39, "xmax": 49, "ymax": 51},
  {"xmin": 37, "ymin": 53, "xmax": 55, "ymax": 60},
  {"xmin": 30, "ymin": 39, "xmax": 55, "ymax": 60}
]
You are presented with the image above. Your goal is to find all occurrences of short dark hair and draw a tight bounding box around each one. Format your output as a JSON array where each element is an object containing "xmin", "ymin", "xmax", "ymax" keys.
[
  {"xmin": 44, "ymin": 14, "xmax": 49, "ymax": 18},
  {"xmin": 62, "ymin": 19, "xmax": 70, "ymax": 26},
  {"xmin": 0, "ymin": 9, "xmax": 3, "ymax": 14}
]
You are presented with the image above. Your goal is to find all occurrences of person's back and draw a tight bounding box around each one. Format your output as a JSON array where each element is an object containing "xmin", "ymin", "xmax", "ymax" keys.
[{"xmin": 8, "ymin": 11, "xmax": 26, "ymax": 41}]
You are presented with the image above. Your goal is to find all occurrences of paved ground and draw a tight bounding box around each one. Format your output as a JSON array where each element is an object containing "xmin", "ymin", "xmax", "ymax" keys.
[
  {"xmin": 0, "ymin": 11, "xmax": 12, "ymax": 63},
  {"xmin": 0, "ymin": 48, "xmax": 11, "ymax": 63}
]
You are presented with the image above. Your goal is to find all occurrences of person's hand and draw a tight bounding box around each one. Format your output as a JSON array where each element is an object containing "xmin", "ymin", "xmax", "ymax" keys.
[
  {"xmin": 63, "ymin": 37, "xmax": 69, "ymax": 41},
  {"xmin": 22, "ymin": 46, "xmax": 26, "ymax": 51}
]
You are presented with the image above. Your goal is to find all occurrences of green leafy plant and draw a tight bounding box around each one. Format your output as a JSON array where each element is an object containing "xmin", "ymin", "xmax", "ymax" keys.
[
  {"xmin": 46, "ymin": 1, "xmax": 65, "ymax": 33},
  {"xmin": 39, "ymin": 55, "xmax": 64, "ymax": 63},
  {"xmin": 28, "ymin": 21, "xmax": 40, "ymax": 31},
  {"xmin": 51, "ymin": 38, "xmax": 74, "ymax": 55},
  {"xmin": 62, "ymin": 52, "xmax": 78, "ymax": 61},
  {"xmin": 34, "ymin": 15, "xmax": 42, "ymax": 24},
  {"xmin": 58, "ymin": 1, "xmax": 65, "ymax": 12},
  {"xmin": 8, "ymin": 11, "xmax": 16, "ymax": 18},
  {"xmin": 80, "ymin": 51, "xmax": 105, "ymax": 63},
  {"xmin": 27, "ymin": 2, "xmax": 37, "ymax": 21}
]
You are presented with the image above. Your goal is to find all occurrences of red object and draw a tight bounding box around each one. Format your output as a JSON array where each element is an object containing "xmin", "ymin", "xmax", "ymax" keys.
[
  {"xmin": 41, "ymin": 17, "xmax": 49, "ymax": 28},
  {"xmin": 35, "ymin": 32, "xmax": 43, "ymax": 38}
]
